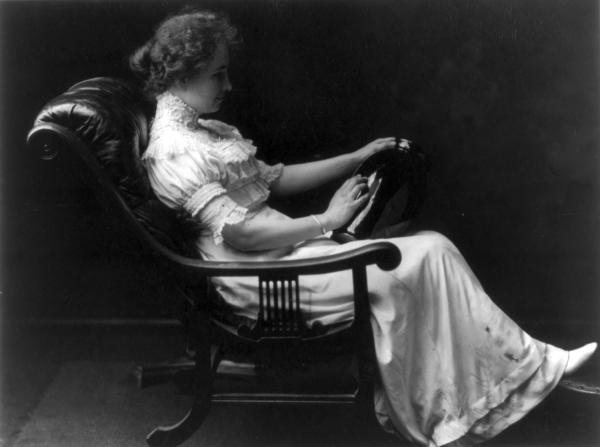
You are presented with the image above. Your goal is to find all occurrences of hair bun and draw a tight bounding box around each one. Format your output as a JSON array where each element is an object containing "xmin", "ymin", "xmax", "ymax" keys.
[{"xmin": 129, "ymin": 42, "xmax": 154, "ymax": 78}]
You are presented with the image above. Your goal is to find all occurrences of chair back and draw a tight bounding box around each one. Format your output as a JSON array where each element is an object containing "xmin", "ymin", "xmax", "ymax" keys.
[{"xmin": 27, "ymin": 77, "xmax": 199, "ymax": 260}]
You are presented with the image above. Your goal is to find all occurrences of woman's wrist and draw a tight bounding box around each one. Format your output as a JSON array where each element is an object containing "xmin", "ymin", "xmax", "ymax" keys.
[
  {"xmin": 310, "ymin": 214, "xmax": 328, "ymax": 235},
  {"xmin": 316, "ymin": 212, "xmax": 336, "ymax": 232}
]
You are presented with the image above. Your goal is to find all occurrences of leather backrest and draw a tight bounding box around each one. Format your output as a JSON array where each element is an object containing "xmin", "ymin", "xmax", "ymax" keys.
[{"xmin": 32, "ymin": 77, "xmax": 199, "ymax": 258}]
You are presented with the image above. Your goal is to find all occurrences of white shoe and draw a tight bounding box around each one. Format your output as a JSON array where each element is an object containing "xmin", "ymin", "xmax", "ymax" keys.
[{"xmin": 564, "ymin": 342, "xmax": 597, "ymax": 376}]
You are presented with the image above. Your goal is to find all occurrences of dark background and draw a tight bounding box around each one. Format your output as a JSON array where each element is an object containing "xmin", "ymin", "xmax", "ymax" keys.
[{"xmin": 1, "ymin": 0, "xmax": 598, "ymax": 333}]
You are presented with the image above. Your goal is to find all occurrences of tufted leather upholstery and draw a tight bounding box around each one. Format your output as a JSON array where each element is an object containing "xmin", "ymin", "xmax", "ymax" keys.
[{"xmin": 32, "ymin": 77, "xmax": 199, "ymax": 257}]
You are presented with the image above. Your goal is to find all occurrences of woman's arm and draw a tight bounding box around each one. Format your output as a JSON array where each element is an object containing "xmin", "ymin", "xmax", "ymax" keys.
[
  {"xmin": 223, "ymin": 175, "xmax": 370, "ymax": 251},
  {"xmin": 270, "ymin": 137, "xmax": 396, "ymax": 196}
]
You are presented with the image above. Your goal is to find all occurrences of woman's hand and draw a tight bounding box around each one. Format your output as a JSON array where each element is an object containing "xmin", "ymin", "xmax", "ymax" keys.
[
  {"xmin": 353, "ymin": 137, "xmax": 397, "ymax": 164},
  {"xmin": 320, "ymin": 175, "xmax": 371, "ymax": 230}
]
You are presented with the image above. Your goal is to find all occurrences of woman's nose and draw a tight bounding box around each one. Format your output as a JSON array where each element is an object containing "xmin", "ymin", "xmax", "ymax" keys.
[{"xmin": 224, "ymin": 74, "xmax": 232, "ymax": 92}]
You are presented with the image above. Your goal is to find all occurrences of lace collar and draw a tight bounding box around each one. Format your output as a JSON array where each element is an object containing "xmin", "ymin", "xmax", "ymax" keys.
[
  {"xmin": 145, "ymin": 91, "xmax": 257, "ymax": 162},
  {"xmin": 155, "ymin": 91, "xmax": 243, "ymax": 139},
  {"xmin": 155, "ymin": 91, "xmax": 201, "ymax": 130}
]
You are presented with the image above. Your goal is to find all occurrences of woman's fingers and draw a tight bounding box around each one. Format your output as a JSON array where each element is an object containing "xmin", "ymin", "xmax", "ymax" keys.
[
  {"xmin": 344, "ymin": 175, "xmax": 367, "ymax": 188},
  {"xmin": 351, "ymin": 183, "xmax": 368, "ymax": 199},
  {"xmin": 355, "ymin": 191, "xmax": 371, "ymax": 206},
  {"xmin": 336, "ymin": 176, "xmax": 368, "ymax": 202},
  {"xmin": 370, "ymin": 137, "xmax": 396, "ymax": 152}
]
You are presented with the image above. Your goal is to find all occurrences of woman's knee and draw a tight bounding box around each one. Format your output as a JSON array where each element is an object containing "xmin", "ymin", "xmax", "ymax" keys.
[{"xmin": 415, "ymin": 230, "xmax": 457, "ymax": 255}]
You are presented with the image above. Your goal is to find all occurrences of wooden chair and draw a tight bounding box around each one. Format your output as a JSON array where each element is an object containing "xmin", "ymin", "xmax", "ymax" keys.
[{"xmin": 27, "ymin": 77, "xmax": 401, "ymax": 447}]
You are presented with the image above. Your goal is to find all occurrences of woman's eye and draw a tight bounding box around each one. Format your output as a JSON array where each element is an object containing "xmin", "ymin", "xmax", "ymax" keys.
[{"xmin": 213, "ymin": 71, "xmax": 227, "ymax": 79}]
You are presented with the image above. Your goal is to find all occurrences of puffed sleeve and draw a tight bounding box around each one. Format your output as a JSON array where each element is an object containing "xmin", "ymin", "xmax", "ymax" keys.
[
  {"xmin": 254, "ymin": 158, "xmax": 285, "ymax": 186},
  {"xmin": 144, "ymin": 149, "xmax": 252, "ymax": 245}
]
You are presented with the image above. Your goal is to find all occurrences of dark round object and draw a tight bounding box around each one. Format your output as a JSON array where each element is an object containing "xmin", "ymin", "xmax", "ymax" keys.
[{"xmin": 332, "ymin": 138, "xmax": 430, "ymax": 241}]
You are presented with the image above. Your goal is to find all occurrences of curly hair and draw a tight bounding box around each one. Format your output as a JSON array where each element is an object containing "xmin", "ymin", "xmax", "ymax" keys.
[{"xmin": 129, "ymin": 8, "xmax": 240, "ymax": 96}]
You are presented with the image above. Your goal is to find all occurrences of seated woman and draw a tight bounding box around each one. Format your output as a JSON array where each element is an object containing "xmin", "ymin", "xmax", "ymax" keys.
[{"xmin": 130, "ymin": 9, "xmax": 596, "ymax": 447}]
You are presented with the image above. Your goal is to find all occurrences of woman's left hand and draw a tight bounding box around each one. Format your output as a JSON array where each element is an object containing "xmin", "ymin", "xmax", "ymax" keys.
[{"xmin": 353, "ymin": 137, "xmax": 397, "ymax": 164}]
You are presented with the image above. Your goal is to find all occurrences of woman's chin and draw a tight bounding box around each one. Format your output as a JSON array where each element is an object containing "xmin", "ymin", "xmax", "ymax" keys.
[{"xmin": 205, "ymin": 103, "xmax": 222, "ymax": 114}]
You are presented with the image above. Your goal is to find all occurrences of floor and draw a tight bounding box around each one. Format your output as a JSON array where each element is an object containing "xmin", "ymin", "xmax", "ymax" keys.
[{"xmin": 1, "ymin": 320, "xmax": 599, "ymax": 447}]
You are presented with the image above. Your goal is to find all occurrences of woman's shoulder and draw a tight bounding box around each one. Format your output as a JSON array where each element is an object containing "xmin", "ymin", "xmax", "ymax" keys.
[
  {"xmin": 143, "ymin": 129, "xmax": 256, "ymax": 166},
  {"xmin": 143, "ymin": 124, "xmax": 198, "ymax": 160},
  {"xmin": 143, "ymin": 114, "xmax": 263, "ymax": 176},
  {"xmin": 144, "ymin": 111, "xmax": 227, "ymax": 159}
]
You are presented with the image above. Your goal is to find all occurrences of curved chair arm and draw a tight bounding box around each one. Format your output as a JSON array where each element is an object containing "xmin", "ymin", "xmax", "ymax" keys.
[{"xmin": 174, "ymin": 241, "xmax": 400, "ymax": 278}]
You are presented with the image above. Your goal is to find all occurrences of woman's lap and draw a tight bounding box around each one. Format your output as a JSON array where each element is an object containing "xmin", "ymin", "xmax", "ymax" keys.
[{"xmin": 211, "ymin": 230, "xmax": 458, "ymax": 325}]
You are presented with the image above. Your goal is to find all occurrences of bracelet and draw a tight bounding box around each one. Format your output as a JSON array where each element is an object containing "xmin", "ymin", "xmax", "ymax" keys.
[{"xmin": 310, "ymin": 214, "xmax": 328, "ymax": 235}]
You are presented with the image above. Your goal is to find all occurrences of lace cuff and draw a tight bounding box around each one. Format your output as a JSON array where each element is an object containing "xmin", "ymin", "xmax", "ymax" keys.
[
  {"xmin": 184, "ymin": 182, "xmax": 228, "ymax": 217},
  {"xmin": 256, "ymin": 160, "xmax": 285, "ymax": 185},
  {"xmin": 196, "ymin": 193, "xmax": 252, "ymax": 245}
]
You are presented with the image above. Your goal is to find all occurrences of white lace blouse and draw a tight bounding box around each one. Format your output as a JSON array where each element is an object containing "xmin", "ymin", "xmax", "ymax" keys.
[{"xmin": 142, "ymin": 91, "xmax": 289, "ymax": 261}]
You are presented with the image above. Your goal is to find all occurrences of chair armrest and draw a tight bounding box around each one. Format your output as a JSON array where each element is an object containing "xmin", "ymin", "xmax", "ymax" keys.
[{"xmin": 173, "ymin": 241, "xmax": 401, "ymax": 279}]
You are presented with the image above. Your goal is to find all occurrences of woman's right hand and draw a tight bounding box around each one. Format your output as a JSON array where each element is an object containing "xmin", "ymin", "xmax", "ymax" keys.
[{"xmin": 320, "ymin": 175, "xmax": 371, "ymax": 230}]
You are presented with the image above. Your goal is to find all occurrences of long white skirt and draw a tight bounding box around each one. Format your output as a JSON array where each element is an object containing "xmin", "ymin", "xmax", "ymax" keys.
[{"xmin": 212, "ymin": 231, "xmax": 568, "ymax": 446}]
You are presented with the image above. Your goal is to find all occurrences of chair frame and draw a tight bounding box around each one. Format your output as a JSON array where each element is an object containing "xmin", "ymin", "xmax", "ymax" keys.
[{"xmin": 27, "ymin": 92, "xmax": 401, "ymax": 447}]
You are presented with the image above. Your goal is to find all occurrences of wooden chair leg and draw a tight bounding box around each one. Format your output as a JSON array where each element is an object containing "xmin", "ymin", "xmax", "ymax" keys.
[
  {"xmin": 146, "ymin": 393, "xmax": 211, "ymax": 447},
  {"xmin": 146, "ymin": 343, "xmax": 217, "ymax": 447}
]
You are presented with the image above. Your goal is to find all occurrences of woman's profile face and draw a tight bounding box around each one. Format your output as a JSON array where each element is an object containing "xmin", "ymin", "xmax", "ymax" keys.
[{"xmin": 175, "ymin": 42, "xmax": 232, "ymax": 114}]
